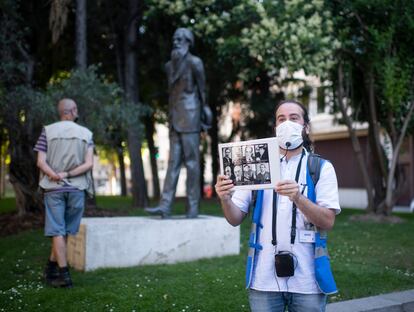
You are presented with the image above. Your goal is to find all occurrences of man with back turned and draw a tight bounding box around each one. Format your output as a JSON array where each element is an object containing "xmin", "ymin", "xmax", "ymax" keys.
[{"xmin": 34, "ymin": 98, "xmax": 93, "ymax": 288}]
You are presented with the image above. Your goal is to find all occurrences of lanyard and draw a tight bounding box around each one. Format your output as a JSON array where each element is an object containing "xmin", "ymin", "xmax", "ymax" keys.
[{"xmin": 272, "ymin": 149, "xmax": 305, "ymax": 247}]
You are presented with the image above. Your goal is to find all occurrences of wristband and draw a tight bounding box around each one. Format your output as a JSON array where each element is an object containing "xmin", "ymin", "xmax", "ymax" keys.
[{"xmin": 67, "ymin": 171, "xmax": 71, "ymax": 178}]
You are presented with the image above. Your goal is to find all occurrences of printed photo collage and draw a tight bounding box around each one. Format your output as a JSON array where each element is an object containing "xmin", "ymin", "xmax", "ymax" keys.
[{"xmin": 222, "ymin": 143, "xmax": 271, "ymax": 186}]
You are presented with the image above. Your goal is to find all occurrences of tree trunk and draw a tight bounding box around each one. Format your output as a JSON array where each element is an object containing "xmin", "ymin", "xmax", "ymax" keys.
[
  {"xmin": 103, "ymin": 0, "xmax": 128, "ymax": 198},
  {"xmin": 8, "ymin": 44, "xmax": 43, "ymax": 215},
  {"xmin": 0, "ymin": 135, "xmax": 4, "ymax": 198},
  {"xmin": 104, "ymin": 0, "xmax": 124, "ymax": 88},
  {"xmin": 115, "ymin": 43, "xmax": 125, "ymax": 89},
  {"xmin": 145, "ymin": 115, "xmax": 160, "ymax": 200},
  {"xmin": 366, "ymin": 71, "xmax": 387, "ymax": 179},
  {"xmin": 384, "ymin": 101, "xmax": 414, "ymax": 215},
  {"xmin": 125, "ymin": 0, "xmax": 147, "ymax": 207},
  {"xmin": 127, "ymin": 131, "xmax": 147, "ymax": 207},
  {"xmin": 365, "ymin": 70, "xmax": 387, "ymax": 214},
  {"xmin": 8, "ymin": 139, "xmax": 43, "ymax": 216},
  {"xmin": 199, "ymin": 133, "xmax": 208, "ymax": 198},
  {"xmin": 75, "ymin": 0, "xmax": 87, "ymax": 70},
  {"xmin": 337, "ymin": 63, "xmax": 374, "ymax": 212},
  {"xmin": 75, "ymin": 0, "xmax": 97, "ymax": 208},
  {"xmin": 116, "ymin": 145, "xmax": 127, "ymax": 196},
  {"xmin": 367, "ymin": 127, "xmax": 385, "ymax": 214},
  {"xmin": 0, "ymin": 153, "xmax": 4, "ymax": 198},
  {"xmin": 209, "ymin": 97, "xmax": 220, "ymax": 196}
]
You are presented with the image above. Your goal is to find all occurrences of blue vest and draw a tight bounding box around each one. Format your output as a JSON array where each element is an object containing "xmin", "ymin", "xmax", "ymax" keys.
[{"xmin": 245, "ymin": 160, "xmax": 338, "ymax": 294}]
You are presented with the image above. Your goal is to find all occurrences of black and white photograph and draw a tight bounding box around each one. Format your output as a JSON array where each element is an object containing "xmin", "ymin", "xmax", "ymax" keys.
[
  {"xmin": 242, "ymin": 163, "xmax": 256, "ymax": 184},
  {"xmin": 243, "ymin": 145, "xmax": 255, "ymax": 163},
  {"xmin": 218, "ymin": 137, "xmax": 280, "ymax": 190},
  {"xmin": 255, "ymin": 163, "xmax": 271, "ymax": 184},
  {"xmin": 255, "ymin": 144, "xmax": 269, "ymax": 162},
  {"xmin": 233, "ymin": 146, "xmax": 244, "ymax": 166},
  {"xmin": 222, "ymin": 147, "xmax": 233, "ymax": 168}
]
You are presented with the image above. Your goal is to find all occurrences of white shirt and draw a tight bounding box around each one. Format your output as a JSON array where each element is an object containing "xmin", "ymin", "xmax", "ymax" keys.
[{"xmin": 231, "ymin": 150, "xmax": 341, "ymax": 294}]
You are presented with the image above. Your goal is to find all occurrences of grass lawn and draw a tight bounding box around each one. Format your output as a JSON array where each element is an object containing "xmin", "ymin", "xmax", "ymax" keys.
[
  {"xmin": 0, "ymin": 196, "xmax": 413, "ymax": 311},
  {"xmin": 0, "ymin": 197, "xmax": 17, "ymax": 215}
]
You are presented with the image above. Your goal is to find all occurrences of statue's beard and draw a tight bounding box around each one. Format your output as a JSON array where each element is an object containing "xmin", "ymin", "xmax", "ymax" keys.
[{"xmin": 171, "ymin": 46, "xmax": 188, "ymax": 70}]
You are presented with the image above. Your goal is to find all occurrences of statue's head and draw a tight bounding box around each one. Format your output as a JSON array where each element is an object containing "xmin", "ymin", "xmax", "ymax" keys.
[
  {"xmin": 173, "ymin": 28, "xmax": 194, "ymax": 50},
  {"xmin": 171, "ymin": 28, "xmax": 194, "ymax": 62}
]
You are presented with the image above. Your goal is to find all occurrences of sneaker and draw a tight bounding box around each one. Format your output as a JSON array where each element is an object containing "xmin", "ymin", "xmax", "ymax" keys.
[
  {"xmin": 50, "ymin": 267, "xmax": 73, "ymax": 288},
  {"xmin": 43, "ymin": 260, "xmax": 59, "ymax": 284}
]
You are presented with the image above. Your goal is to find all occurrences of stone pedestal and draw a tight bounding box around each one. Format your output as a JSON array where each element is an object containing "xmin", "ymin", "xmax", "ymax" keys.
[{"xmin": 67, "ymin": 215, "xmax": 240, "ymax": 271}]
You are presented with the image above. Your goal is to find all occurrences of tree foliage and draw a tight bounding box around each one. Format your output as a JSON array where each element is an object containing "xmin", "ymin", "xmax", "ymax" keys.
[
  {"xmin": 143, "ymin": 0, "xmax": 339, "ymax": 185},
  {"xmin": 0, "ymin": 66, "xmax": 140, "ymax": 214},
  {"xmin": 148, "ymin": 0, "xmax": 337, "ymax": 88},
  {"xmin": 4, "ymin": 0, "xmax": 413, "ymax": 214},
  {"xmin": 44, "ymin": 66, "xmax": 147, "ymax": 148},
  {"xmin": 331, "ymin": 0, "xmax": 414, "ymax": 214},
  {"xmin": 0, "ymin": 0, "xmax": 144, "ymax": 214}
]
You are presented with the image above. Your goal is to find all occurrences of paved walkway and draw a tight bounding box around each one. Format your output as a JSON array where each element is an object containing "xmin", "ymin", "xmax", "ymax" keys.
[
  {"xmin": 394, "ymin": 205, "xmax": 414, "ymax": 213},
  {"xmin": 326, "ymin": 289, "xmax": 414, "ymax": 312}
]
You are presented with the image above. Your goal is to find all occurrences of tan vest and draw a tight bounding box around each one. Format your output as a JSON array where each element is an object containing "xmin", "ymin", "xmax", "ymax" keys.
[{"xmin": 39, "ymin": 121, "xmax": 93, "ymax": 195}]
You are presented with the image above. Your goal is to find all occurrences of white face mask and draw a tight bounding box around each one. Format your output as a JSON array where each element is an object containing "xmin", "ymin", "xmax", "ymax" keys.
[{"xmin": 276, "ymin": 120, "xmax": 304, "ymax": 150}]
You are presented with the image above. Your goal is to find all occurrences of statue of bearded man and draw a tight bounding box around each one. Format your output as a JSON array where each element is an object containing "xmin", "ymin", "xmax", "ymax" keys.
[{"xmin": 145, "ymin": 28, "xmax": 207, "ymax": 218}]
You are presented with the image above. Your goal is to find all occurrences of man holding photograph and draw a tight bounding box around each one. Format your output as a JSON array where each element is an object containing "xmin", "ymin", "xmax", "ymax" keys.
[{"xmin": 215, "ymin": 100, "xmax": 340, "ymax": 312}]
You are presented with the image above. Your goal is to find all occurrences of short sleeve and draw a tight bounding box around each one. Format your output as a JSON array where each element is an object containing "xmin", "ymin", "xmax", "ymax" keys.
[
  {"xmin": 33, "ymin": 128, "xmax": 47, "ymax": 152},
  {"xmin": 315, "ymin": 161, "xmax": 341, "ymax": 214},
  {"xmin": 88, "ymin": 137, "xmax": 94, "ymax": 148},
  {"xmin": 231, "ymin": 189, "xmax": 252, "ymax": 214}
]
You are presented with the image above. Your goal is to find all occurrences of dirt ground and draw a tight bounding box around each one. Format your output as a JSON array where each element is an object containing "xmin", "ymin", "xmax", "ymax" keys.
[{"xmin": 349, "ymin": 213, "xmax": 404, "ymax": 224}]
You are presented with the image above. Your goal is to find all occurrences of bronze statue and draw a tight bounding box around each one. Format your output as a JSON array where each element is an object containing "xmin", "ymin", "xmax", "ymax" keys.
[{"xmin": 145, "ymin": 28, "xmax": 209, "ymax": 218}]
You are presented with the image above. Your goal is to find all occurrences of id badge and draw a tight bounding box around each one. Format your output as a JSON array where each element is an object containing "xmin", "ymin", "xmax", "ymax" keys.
[{"xmin": 299, "ymin": 230, "xmax": 315, "ymax": 243}]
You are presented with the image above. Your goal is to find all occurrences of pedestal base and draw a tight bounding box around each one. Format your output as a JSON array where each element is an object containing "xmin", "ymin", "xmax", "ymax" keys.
[{"xmin": 67, "ymin": 215, "xmax": 240, "ymax": 271}]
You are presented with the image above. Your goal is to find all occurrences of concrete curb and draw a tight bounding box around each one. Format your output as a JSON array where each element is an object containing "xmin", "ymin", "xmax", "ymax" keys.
[{"xmin": 326, "ymin": 289, "xmax": 414, "ymax": 312}]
